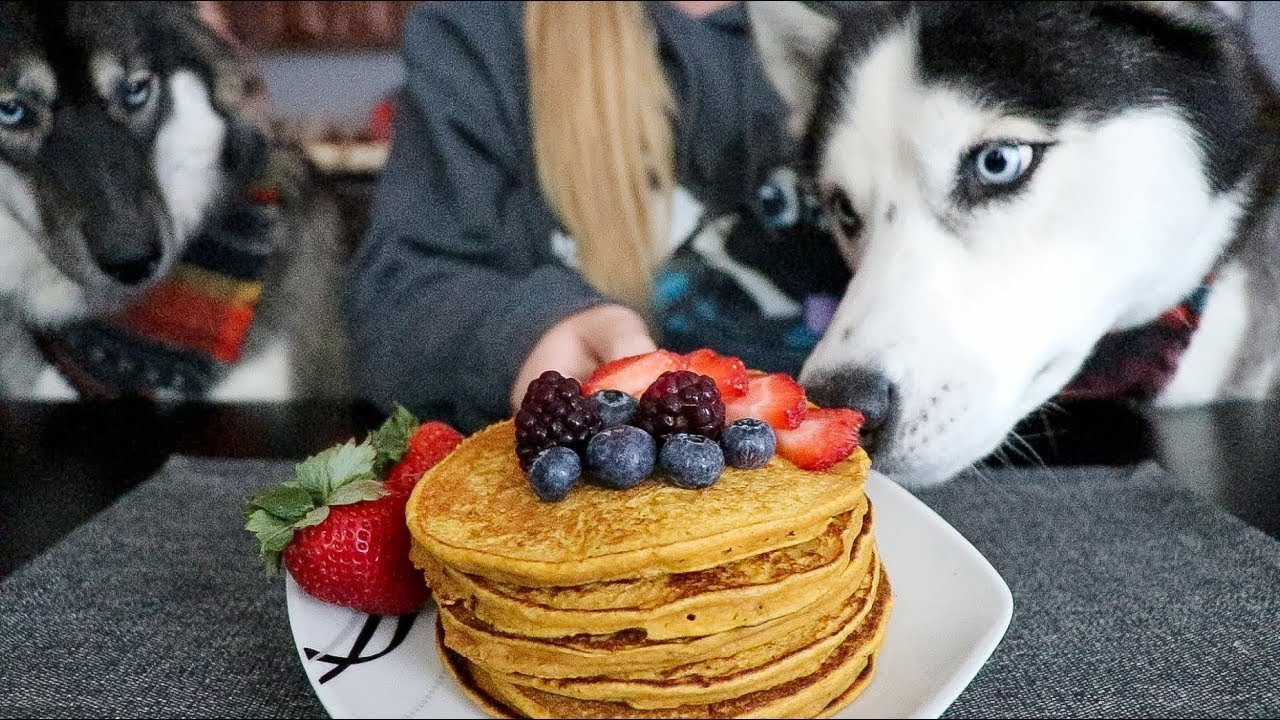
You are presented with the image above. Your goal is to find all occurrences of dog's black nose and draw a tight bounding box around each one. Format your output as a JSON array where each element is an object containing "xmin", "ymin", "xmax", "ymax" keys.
[
  {"xmin": 99, "ymin": 253, "xmax": 160, "ymax": 285},
  {"xmin": 807, "ymin": 367, "xmax": 897, "ymax": 443},
  {"xmin": 84, "ymin": 221, "xmax": 163, "ymax": 286}
]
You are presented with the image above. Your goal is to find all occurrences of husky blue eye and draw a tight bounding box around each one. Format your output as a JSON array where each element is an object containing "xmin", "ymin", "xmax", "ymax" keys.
[
  {"xmin": 122, "ymin": 75, "xmax": 153, "ymax": 111},
  {"xmin": 974, "ymin": 143, "xmax": 1033, "ymax": 185},
  {"xmin": 756, "ymin": 170, "xmax": 800, "ymax": 230},
  {"xmin": 0, "ymin": 99, "xmax": 27, "ymax": 127}
]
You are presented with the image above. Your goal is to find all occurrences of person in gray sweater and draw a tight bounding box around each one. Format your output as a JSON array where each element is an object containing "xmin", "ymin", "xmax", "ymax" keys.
[{"xmin": 343, "ymin": 1, "xmax": 850, "ymax": 431}]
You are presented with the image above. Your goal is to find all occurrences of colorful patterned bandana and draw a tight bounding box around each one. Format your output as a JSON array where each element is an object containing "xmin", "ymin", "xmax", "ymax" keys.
[
  {"xmin": 34, "ymin": 169, "xmax": 282, "ymax": 401},
  {"xmin": 1057, "ymin": 278, "xmax": 1214, "ymax": 402}
]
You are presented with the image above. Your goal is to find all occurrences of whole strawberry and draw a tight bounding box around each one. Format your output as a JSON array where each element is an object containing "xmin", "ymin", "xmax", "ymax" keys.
[
  {"xmin": 283, "ymin": 496, "xmax": 428, "ymax": 616},
  {"xmin": 385, "ymin": 421, "xmax": 464, "ymax": 497},
  {"xmin": 246, "ymin": 406, "xmax": 459, "ymax": 616}
]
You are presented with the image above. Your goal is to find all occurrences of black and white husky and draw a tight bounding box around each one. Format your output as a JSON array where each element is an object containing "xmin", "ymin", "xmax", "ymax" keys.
[
  {"xmin": 750, "ymin": 1, "xmax": 1280, "ymax": 485},
  {"xmin": 0, "ymin": 1, "xmax": 347, "ymax": 400}
]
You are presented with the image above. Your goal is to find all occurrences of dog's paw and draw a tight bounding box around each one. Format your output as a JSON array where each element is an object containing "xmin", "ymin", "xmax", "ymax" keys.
[
  {"xmin": 31, "ymin": 368, "xmax": 77, "ymax": 401},
  {"xmin": 22, "ymin": 267, "xmax": 87, "ymax": 328}
]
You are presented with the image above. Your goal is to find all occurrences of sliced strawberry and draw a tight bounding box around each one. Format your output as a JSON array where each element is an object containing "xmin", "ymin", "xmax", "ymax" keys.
[
  {"xmin": 385, "ymin": 421, "xmax": 464, "ymax": 497},
  {"xmin": 581, "ymin": 350, "xmax": 687, "ymax": 398},
  {"xmin": 683, "ymin": 348, "xmax": 749, "ymax": 399},
  {"xmin": 724, "ymin": 373, "xmax": 808, "ymax": 430},
  {"xmin": 776, "ymin": 408, "xmax": 865, "ymax": 471}
]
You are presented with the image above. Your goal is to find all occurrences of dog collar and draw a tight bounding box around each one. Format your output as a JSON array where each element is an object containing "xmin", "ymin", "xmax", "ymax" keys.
[
  {"xmin": 32, "ymin": 165, "xmax": 284, "ymax": 401},
  {"xmin": 1057, "ymin": 275, "xmax": 1215, "ymax": 402}
]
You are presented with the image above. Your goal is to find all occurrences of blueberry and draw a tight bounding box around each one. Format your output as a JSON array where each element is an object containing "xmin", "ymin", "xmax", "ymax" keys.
[
  {"xmin": 720, "ymin": 418, "xmax": 776, "ymax": 469},
  {"xmin": 592, "ymin": 390, "xmax": 637, "ymax": 428},
  {"xmin": 659, "ymin": 433, "xmax": 725, "ymax": 489},
  {"xmin": 586, "ymin": 425, "xmax": 656, "ymax": 489},
  {"xmin": 526, "ymin": 446, "xmax": 581, "ymax": 502}
]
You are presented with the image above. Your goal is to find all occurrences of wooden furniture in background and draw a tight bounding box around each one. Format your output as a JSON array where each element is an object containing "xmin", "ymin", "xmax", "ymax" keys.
[
  {"xmin": 200, "ymin": 2, "xmax": 416, "ymax": 249},
  {"xmin": 220, "ymin": 1, "xmax": 417, "ymax": 52}
]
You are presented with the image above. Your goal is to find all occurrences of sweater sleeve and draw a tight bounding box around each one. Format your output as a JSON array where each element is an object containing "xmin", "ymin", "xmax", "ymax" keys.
[{"xmin": 341, "ymin": 3, "xmax": 607, "ymax": 431}]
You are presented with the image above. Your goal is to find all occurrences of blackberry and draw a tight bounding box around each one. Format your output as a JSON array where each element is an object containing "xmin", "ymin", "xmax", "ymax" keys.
[
  {"xmin": 515, "ymin": 370, "xmax": 601, "ymax": 469},
  {"xmin": 633, "ymin": 370, "xmax": 726, "ymax": 441}
]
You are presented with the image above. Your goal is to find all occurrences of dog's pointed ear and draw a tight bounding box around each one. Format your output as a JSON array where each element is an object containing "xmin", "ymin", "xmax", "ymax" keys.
[
  {"xmin": 1089, "ymin": 1, "xmax": 1272, "ymax": 108},
  {"xmin": 748, "ymin": 1, "xmax": 841, "ymax": 135},
  {"xmin": 1088, "ymin": 1, "xmax": 1240, "ymax": 66},
  {"xmin": 1123, "ymin": 1, "xmax": 1237, "ymax": 30}
]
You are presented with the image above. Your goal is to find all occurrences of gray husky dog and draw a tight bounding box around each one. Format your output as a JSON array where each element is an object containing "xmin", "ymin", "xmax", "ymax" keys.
[
  {"xmin": 750, "ymin": 1, "xmax": 1280, "ymax": 485},
  {"xmin": 0, "ymin": 1, "xmax": 348, "ymax": 400}
]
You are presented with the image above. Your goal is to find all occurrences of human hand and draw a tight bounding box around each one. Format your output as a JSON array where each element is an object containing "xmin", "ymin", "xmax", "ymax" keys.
[{"xmin": 510, "ymin": 305, "xmax": 656, "ymax": 411}]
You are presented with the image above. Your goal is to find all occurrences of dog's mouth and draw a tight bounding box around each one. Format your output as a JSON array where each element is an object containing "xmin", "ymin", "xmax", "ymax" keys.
[{"xmin": 850, "ymin": 385, "xmax": 1023, "ymax": 487}]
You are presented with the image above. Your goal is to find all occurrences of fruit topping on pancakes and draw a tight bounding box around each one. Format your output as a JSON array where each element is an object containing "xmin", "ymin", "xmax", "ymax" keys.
[{"xmin": 516, "ymin": 349, "xmax": 865, "ymax": 501}]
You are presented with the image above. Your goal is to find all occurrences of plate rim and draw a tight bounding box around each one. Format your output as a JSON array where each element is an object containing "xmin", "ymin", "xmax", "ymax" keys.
[{"xmin": 864, "ymin": 471, "xmax": 1014, "ymax": 718}]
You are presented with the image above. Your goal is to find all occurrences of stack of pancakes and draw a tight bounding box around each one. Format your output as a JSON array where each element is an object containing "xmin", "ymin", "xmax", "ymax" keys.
[{"xmin": 406, "ymin": 420, "xmax": 891, "ymax": 718}]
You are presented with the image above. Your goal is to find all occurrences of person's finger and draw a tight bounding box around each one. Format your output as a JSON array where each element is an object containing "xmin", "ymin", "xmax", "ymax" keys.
[
  {"xmin": 510, "ymin": 305, "xmax": 656, "ymax": 411},
  {"xmin": 600, "ymin": 331, "xmax": 657, "ymax": 363},
  {"xmin": 510, "ymin": 332, "xmax": 594, "ymax": 410},
  {"xmin": 577, "ymin": 305, "xmax": 655, "ymax": 363}
]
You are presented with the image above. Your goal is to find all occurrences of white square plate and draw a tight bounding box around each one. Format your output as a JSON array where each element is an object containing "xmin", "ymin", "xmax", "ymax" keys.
[{"xmin": 286, "ymin": 470, "xmax": 1013, "ymax": 719}]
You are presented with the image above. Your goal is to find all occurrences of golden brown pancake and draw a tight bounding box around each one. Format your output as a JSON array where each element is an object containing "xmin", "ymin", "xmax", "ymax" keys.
[
  {"xmin": 413, "ymin": 411, "xmax": 890, "ymax": 718},
  {"xmin": 451, "ymin": 572, "xmax": 892, "ymax": 718},
  {"xmin": 420, "ymin": 503, "xmax": 871, "ymax": 640},
  {"xmin": 406, "ymin": 420, "xmax": 870, "ymax": 587},
  {"xmin": 437, "ymin": 627, "xmax": 881, "ymax": 720},
  {"xmin": 492, "ymin": 561, "xmax": 886, "ymax": 708},
  {"xmin": 436, "ymin": 544, "xmax": 878, "ymax": 680},
  {"xmin": 488, "ymin": 510, "xmax": 860, "ymax": 611}
]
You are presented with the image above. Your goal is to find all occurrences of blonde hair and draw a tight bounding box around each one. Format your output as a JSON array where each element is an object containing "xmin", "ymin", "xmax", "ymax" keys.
[{"xmin": 524, "ymin": 1, "xmax": 675, "ymax": 310}]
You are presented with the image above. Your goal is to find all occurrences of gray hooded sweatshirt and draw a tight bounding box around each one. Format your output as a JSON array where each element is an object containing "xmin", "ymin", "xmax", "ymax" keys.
[{"xmin": 343, "ymin": 1, "xmax": 842, "ymax": 431}]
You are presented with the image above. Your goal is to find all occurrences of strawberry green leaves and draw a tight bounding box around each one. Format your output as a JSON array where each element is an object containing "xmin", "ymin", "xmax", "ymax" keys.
[
  {"xmin": 370, "ymin": 405, "xmax": 420, "ymax": 476},
  {"xmin": 325, "ymin": 478, "xmax": 387, "ymax": 506},
  {"xmin": 293, "ymin": 441, "xmax": 379, "ymax": 498},
  {"xmin": 247, "ymin": 484, "xmax": 313, "ymax": 520},
  {"xmin": 244, "ymin": 511, "xmax": 297, "ymax": 573},
  {"xmin": 244, "ymin": 404, "xmax": 433, "ymax": 576},
  {"xmin": 246, "ymin": 439, "xmax": 387, "ymax": 574}
]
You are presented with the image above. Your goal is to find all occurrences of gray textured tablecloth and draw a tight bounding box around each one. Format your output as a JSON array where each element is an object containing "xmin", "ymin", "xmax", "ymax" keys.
[{"xmin": 1, "ymin": 457, "xmax": 1277, "ymax": 718}]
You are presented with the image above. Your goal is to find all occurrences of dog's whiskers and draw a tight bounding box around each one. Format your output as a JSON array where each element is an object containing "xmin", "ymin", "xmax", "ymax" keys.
[
  {"xmin": 1038, "ymin": 407, "xmax": 1061, "ymax": 457},
  {"xmin": 996, "ymin": 436, "xmax": 1030, "ymax": 465},
  {"xmin": 1040, "ymin": 401, "xmax": 1067, "ymax": 417},
  {"xmin": 1006, "ymin": 431, "xmax": 1047, "ymax": 468},
  {"xmin": 1011, "ymin": 431, "xmax": 1056, "ymax": 440},
  {"xmin": 964, "ymin": 460, "xmax": 1023, "ymax": 505},
  {"xmin": 988, "ymin": 445, "xmax": 1012, "ymax": 467}
]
